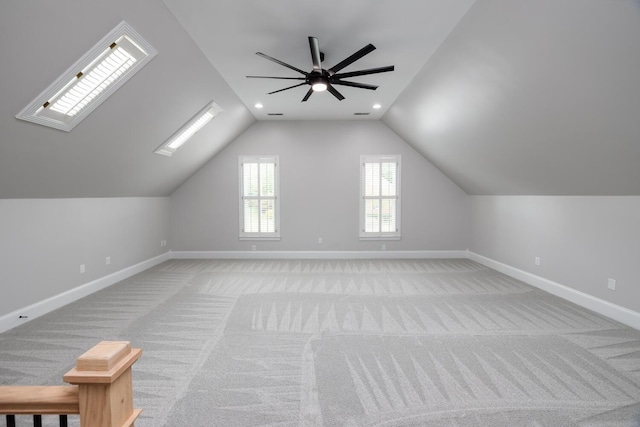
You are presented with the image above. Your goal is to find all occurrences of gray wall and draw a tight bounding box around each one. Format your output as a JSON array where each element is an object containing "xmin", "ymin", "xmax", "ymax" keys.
[
  {"xmin": 470, "ymin": 196, "xmax": 640, "ymax": 313},
  {"xmin": 170, "ymin": 121, "xmax": 470, "ymax": 252},
  {"xmin": 0, "ymin": 197, "xmax": 170, "ymax": 317}
]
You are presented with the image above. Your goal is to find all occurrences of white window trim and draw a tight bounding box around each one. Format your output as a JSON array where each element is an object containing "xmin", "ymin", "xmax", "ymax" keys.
[
  {"xmin": 359, "ymin": 154, "xmax": 402, "ymax": 240},
  {"xmin": 238, "ymin": 155, "xmax": 280, "ymax": 240}
]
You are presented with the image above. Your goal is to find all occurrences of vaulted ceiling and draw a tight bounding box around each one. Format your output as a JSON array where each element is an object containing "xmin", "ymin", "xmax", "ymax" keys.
[
  {"xmin": 1, "ymin": 0, "xmax": 639, "ymax": 198},
  {"xmin": 162, "ymin": 0, "xmax": 475, "ymax": 120}
]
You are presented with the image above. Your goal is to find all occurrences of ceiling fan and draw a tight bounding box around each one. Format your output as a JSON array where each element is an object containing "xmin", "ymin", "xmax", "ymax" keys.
[{"xmin": 247, "ymin": 36, "xmax": 394, "ymax": 102}]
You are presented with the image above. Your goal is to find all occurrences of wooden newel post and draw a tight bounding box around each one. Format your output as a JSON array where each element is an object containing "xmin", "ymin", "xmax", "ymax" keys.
[{"xmin": 63, "ymin": 341, "xmax": 142, "ymax": 427}]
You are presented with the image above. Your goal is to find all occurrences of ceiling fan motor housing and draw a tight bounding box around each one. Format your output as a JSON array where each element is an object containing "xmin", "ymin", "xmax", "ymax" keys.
[{"xmin": 308, "ymin": 71, "xmax": 329, "ymax": 91}]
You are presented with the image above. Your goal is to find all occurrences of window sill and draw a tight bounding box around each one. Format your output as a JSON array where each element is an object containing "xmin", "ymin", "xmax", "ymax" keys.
[
  {"xmin": 239, "ymin": 236, "xmax": 281, "ymax": 241},
  {"xmin": 359, "ymin": 235, "xmax": 401, "ymax": 241}
]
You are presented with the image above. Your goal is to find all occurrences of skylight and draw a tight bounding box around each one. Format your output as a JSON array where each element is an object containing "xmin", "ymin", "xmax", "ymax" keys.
[
  {"xmin": 154, "ymin": 101, "xmax": 223, "ymax": 157},
  {"xmin": 16, "ymin": 21, "xmax": 157, "ymax": 132}
]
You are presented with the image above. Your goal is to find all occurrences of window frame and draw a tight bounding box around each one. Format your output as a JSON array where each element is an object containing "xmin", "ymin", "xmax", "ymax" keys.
[
  {"xmin": 359, "ymin": 154, "xmax": 401, "ymax": 240},
  {"xmin": 15, "ymin": 21, "xmax": 157, "ymax": 132},
  {"xmin": 238, "ymin": 155, "xmax": 280, "ymax": 240}
]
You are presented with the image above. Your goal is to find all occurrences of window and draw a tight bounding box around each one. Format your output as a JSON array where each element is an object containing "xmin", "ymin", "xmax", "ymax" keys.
[
  {"xmin": 360, "ymin": 155, "xmax": 401, "ymax": 240},
  {"xmin": 16, "ymin": 21, "xmax": 157, "ymax": 132},
  {"xmin": 239, "ymin": 156, "xmax": 280, "ymax": 240},
  {"xmin": 154, "ymin": 101, "xmax": 222, "ymax": 157}
]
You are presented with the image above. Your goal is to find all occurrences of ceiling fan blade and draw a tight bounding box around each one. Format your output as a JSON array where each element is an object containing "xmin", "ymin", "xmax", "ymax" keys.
[
  {"xmin": 256, "ymin": 52, "xmax": 308, "ymax": 75},
  {"xmin": 328, "ymin": 44, "xmax": 376, "ymax": 74},
  {"xmin": 331, "ymin": 80, "xmax": 378, "ymax": 90},
  {"xmin": 332, "ymin": 65, "xmax": 394, "ymax": 80},
  {"xmin": 327, "ymin": 84, "xmax": 345, "ymax": 101},
  {"xmin": 247, "ymin": 75, "xmax": 306, "ymax": 80},
  {"xmin": 301, "ymin": 88, "xmax": 314, "ymax": 102},
  {"xmin": 308, "ymin": 37, "xmax": 322, "ymax": 71},
  {"xmin": 267, "ymin": 82, "xmax": 307, "ymax": 95}
]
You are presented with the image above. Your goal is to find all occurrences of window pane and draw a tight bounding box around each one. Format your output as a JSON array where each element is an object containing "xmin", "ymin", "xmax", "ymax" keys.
[
  {"xmin": 243, "ymin": 163, "xmax": 258, "ymax": 197},
  {"xmin": 365, "ymin": 199, "xmax": 380, "ymax": 233},
  {"xmin": 364, "ymin": 163, "xmax": 380, "ymax": 197},
  {"xmin": 260, "ymin": 200, "xmax": 275, "ymax": 233},
  {"xmin": 360, "ymin": 155, "xmax": 400, "ymax": 238},
  {"xmin": 240, "ymin": 156, "xmax": 279, "ymax": 238},
  {"xmin": 260, "ymin": 163, "xmax": 275, "ymax": 197},
  {"xmin": 380, "ymin": 199, "xmax": 396, "ymax": 232},
  {"xmin": 244, "ymin": 200, "xmax": 259, "ymax": 232},
  {"xmin": 381, "ymin": 162, "xmax": 396, "ymax": 196}
]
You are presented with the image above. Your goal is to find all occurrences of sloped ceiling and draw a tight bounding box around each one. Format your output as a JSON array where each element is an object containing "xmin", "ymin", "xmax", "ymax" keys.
[
  {"xmin": 384, "ymin": 0, "xmax": 640, "ymax": 195},
  {"xmin": 0, "ymin": 0, "xmax": 254, "ymax": 198},
  {"xmin": 1, "ymin": 0, "xmax": 639, "ymax": 198}
]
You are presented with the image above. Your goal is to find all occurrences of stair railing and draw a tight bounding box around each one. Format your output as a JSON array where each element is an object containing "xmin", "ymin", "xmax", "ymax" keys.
[{"xmin": 0, "ymin": 341, "xmax": 142, "ymax": 427}]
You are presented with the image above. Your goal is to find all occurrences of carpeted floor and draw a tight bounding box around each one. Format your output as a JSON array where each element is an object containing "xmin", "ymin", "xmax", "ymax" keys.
[{"xmin": 1, "ymin": 259, "xmax": 640, "ymax": 426}]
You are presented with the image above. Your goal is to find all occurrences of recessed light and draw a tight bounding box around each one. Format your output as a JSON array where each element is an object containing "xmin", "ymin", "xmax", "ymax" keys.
[
  {"xmin": 373, "ymin": 103, "xmax": 382, "ymax": 109},
  {"xmin": 255, "ymin": 103, "xmax": 263, "ymax": 109}
]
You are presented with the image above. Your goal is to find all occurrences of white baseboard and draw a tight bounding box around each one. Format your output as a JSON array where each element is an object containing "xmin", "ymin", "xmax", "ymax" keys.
[
  {"xmin": 170, "ymin": 250, "xmax": 468, "ymax": 260},
  {"xmin": 0, "ymin": 252, "xmax": 171, "ymax": 334},
  {"xmin": 467, "ymin": 251, "xmax": 640, "ymax": 330}
]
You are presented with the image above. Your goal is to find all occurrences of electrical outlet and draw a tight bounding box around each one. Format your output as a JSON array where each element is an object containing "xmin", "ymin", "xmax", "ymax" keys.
[
  {"xmin": 160, "ymin": 240, "xmax": 167, "ymax": 247},
  {"xmin": 106, "ymin": 256, "xmax": 111, "ymax": 265},
  {"xmin": 381, "ymin": 244, "xmax": 386, "ymax": 251},
  {"xmin": 80, "ymin": 264, "xmax": 85, "ymax": 274},
  {"xmin": 535, "ymin": 257, "xmax": 541, "ymax": 266},
  {"xmin": 251, "ymin": 245, "xmax": 257, "ymax": 251},
  {"xmin": 318, "ymin": 237, "xmax": 323, "ymax": 244},
  {"xmin": 608, "ymin": 278, "xmax": 616, "ymax": 291}
]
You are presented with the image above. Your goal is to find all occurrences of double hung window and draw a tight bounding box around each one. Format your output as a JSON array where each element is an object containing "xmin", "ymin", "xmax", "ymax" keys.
[
  {"xmin": 360, "ymin": 155, "xmax": 401, "ymax": 240},
  {"xmin": 239, "ymin": 156, "xmax": 280, "ymax": 240}
]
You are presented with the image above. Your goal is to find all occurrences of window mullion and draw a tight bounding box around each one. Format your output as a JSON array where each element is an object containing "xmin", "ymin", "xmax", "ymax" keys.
[
  {"xmin": 378, "ymin": 161, "xmax": 383, "ymax": 233},
  {"xmin": 257, "ymin": 166, "xmax": 262, "ymax": 233}
]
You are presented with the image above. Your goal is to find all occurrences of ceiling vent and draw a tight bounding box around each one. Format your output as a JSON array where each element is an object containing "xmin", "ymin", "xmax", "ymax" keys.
[{"xmin": 16, "ymin": 21, "xmax": 157, "ymax": 132}]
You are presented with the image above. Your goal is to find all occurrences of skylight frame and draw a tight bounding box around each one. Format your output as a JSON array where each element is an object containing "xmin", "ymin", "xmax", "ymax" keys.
[
  {"xmin": 16, "ymin": 21, "xmax": 157, "ymax": 132},
  {"xmin": 154, "ymin": 101, "xmax": 223, "ymax": 157}
]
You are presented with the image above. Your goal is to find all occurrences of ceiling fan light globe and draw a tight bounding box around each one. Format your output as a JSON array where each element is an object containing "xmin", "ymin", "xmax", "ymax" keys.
[{"xmin": 312, "ymin": 82, "xmax": 327, "ymax": 92}]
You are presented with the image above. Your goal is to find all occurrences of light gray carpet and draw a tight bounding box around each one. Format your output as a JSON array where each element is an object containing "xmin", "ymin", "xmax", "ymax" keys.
[{"xmin": 1, "ymin": 259, "xmax": 640, "ymax": 426}]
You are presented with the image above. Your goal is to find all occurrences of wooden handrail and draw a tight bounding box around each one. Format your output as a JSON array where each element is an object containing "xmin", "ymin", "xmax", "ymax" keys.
[
  {"xmin": 0, "ymin": 341, "xmax": 142, "ymax": 427},
  {"xmin": 0, "ymin": 386, "xmax": 79, "ymax": 414}
]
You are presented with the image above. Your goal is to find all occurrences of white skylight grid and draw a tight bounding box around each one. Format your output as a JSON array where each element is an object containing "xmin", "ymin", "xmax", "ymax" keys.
[
  {"xmin": 166, "ymin": 110, "xmax": 215, "ymax": 150},
  {"xmin": 16, "ymin": 21, "xmax": 157, "ymax": 132},
  {"xmin": 155, "ymin": 101, "xmax": 223, "ymax": 157},
  {"xmin": 48, "ymin": 42, "xmax": 137, "ymax": 117}
]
